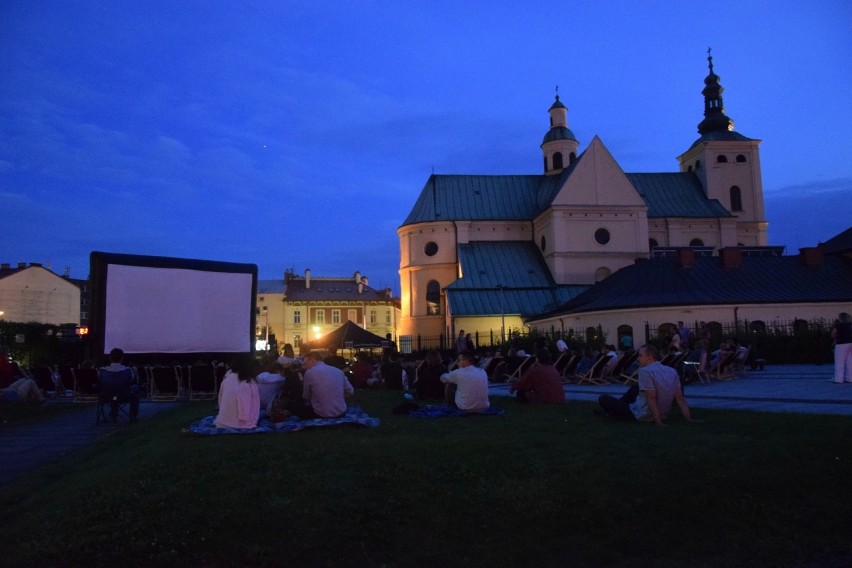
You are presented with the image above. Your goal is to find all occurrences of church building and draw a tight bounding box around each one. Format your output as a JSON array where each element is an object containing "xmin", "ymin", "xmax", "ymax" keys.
[{"xmin": 397, "ymin": 54, "xmax": 770, "ymax": 346}]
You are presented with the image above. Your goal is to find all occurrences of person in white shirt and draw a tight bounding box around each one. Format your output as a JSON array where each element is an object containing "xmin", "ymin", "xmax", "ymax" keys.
[
  {"xmin": 440, "ymin": 351, "xmax": 490, "ymax": 413},
  {"xmin": 255, "ymin": 362, "xmax": 285, "ymax": 411}
]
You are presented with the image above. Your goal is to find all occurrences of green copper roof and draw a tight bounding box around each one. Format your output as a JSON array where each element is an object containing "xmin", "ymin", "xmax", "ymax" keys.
[{"xmin": 626, "ymin": 173, "xmax": 732, "ymax": 218}]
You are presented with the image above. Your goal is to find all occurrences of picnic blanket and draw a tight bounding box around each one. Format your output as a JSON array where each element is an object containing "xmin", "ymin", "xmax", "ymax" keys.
[
  {"xmin": 405, "ymin": 404, "xmax": 504, "ymax": 418},
  {"xmin": 187, "ymin": 405, "xmax": 380, "ymax": 435}
]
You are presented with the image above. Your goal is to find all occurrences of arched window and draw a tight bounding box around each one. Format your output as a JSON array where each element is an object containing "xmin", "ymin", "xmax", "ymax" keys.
[
  {"xmin": 594, "ymin": 267, "xmax": 611, "ymax": 282},
  {"xmin": 585, "ymin": 326, "xmax": 598, "ymax": 345},
  {"xmin": 426, "ymin": 280, "xmax": 441, "ymax": 315},
  {"xmin": 793, "ymin": 319, "xmax": 809, "ymax": 335},
  {"xmin": 540, "ymin": 235, "xmax": 546, "ymax": 252},
  {"xmin": 736, "ymin": 154, "xmax": 747, "ymax": 163},
  {"xmin": 695, "ymin": 160, "xmax": 701, "ymax": 169},
  {"xmin": 658, "ymin": 323, "xmax": 677, "ymax": 340},
  {"xmin": 717, "ymin": 155, "xmax": 728, "ymax": 163},
  {"xmin": 690, "ymin": 238, "xmax": 704, "ymax": 247},
  {"xmin": 687, "ymin": 165, "xmax": 693, "ymax": 172},
  {"xmin": 553, "ymin": 152, "xmax": 563, "ymax": 169},
  {"xmin": 749, "ymin": 320, "xmax": 766, "ymax": 335},
  {"xmin": 649, "ymin": 238, "xmax": 659, "ymax": 250},
  {"xmin": 543, "ymin": 156, "xmax": 548, "ymax": 172},
  {"xmin": 730, "ymin": 186, "xmax": 743, "ymax": 212},
  {"xmin": 569, "ymin": 152, "xmax": 576, "ymax": 165},
  {"xmin": 617, "ymin": 325, "xmax": 634, "ymax": 349}
]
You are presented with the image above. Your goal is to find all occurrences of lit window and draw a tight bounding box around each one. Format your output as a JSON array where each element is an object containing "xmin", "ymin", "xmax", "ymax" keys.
[
  {"xmin": 332, "ymin": 309, "xmax": 340, "ymax": 324},
  {"xmin": 370, "ymin": 309, "xmax": 377, "ymax": 324},
  {"xmin": 315, "ymin": 310, "xmax": 325, "ymax": 324}
]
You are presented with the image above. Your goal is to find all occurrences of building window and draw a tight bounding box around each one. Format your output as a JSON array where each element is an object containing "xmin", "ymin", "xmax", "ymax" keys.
[
  {"xmin": 348, "ymin": 309, "xmax": 357, "ymax": 322},
  {"xmin": 569, "ymin": 152, "xmax": 576, "ymax": 165},
  {"xmin": 426, "ymin": 280, "xmax": 441, "ymax": 315},
  {"xmin": 540, "ymin": 235, "xmax": 546, "ymax": 252},
  {"xmin": 736, "ymin": 154, "xmax": 747, "ymax": 163},
  {"xmin": 315, "ymin": 310, "xmax": 325, "ymax": 324},
  {"xmin": 293, "ymin": 334, "xmax": 301, "ymax": 348},
  {"xmin": 730, "ymin": 186, "xmax": 743, "ymax": 212},
  {"xmin": 690, "ymin": 238, "xmax": 704, "ymax": 247},
  {"xmin": 293, "ymin": 310, "xmax": 301, "ymax": 324},
  {"xmin": 255, "ymin": 307, "xmax": 261, "ymax": 315},
  {"xmin": 385, "ymin": 310, "xmax": 391, "ymax": 324},
  {"xmin": 649, "ymin": 238, "xmax": 659, "ymax": 250},
  {"xmin": 594, "ymin": 228, "xmax": 610, "ymax": 245},
  {"xmin": 543, "ymin": 156, "xmax": 548, "ymax": 172},
  {"xmin": 717, "ymin": 155, "xmax": 728, "ymax": 163},
  {"xmin": 424, "ymin": 242, "xmax": 438, "ymax": 256},
  {"xmin": 695, "ymin": 160, "xmax": 701, "ymax": 169},
  {"xmin": 332, "ymin": 309, "xmax": 340, "ymax": 324},
  {"xmin": 749, "ymin": 320, "xmax": 766, "ymax": 334},
  {"xmin": 617, "ymin": 325, "xmax": 633, "ymax": 349},
  {"xmin": 370, "ymin": 309, "xmax": 377, "ymax": 324},
  {"xmin": 552, "ymin": 152, "xmax": 563, "ymax": 169}
]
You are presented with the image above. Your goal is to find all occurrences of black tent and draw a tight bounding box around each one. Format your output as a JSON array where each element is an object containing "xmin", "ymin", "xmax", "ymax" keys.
[{"xmin": 309, "ymin": 321, "xmax": 387, "ymax": 351}]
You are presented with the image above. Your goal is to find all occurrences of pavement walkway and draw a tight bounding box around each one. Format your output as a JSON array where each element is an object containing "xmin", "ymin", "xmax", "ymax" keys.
[{"xmin": 1, "ymin": 364, "xmax": 850, "ymax": 487}]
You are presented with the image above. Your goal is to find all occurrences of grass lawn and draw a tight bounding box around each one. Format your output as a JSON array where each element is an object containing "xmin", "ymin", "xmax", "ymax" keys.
[
  {"xmin": 0, "ymin": 399, "xmax": 91, "ymax": 427},
  {"xmin": 1, "ymin": 390, "xmax": 851, "ymax": 567}
]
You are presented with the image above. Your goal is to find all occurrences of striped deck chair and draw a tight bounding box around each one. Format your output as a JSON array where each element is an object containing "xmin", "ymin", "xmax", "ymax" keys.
[{"xmin": 575, "ymin": 353, "xmax": 613, "ymax": 385}]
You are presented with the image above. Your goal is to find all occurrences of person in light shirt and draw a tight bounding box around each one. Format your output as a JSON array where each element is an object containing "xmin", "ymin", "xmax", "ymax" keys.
[{"xmin": 440, "ymin": 351, "xmax": 490, "ymax": 414}]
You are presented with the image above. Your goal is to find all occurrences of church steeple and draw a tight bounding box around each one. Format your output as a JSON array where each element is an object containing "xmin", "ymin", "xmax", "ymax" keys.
[
  {"xmin": 541, "ymin": 87, "xmax": 579, "ymax": 175},
  {"xmin": 697, "ymin": 48, "xmax": 735, "ymax": 134}
]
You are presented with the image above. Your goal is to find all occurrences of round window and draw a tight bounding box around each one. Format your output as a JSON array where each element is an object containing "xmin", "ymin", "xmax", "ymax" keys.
[
  {"xmin": 424, "ymin": 242, "xmax": 438, "ymax": 256},
  {"xmin": 594, "ymin": 228, "xmax": 610, "ymax": 245}
]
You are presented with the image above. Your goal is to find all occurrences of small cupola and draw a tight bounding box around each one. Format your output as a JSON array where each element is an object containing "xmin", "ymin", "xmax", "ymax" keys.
[{"xmin": 541, "ymin": 87, "xmax": 579, "ymax": 175}]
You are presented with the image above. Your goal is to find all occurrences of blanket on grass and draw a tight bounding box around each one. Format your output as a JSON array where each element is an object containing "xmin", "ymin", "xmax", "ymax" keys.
[
  {"xmin": 405, "ymin": 404, "xmax": 504, "ymax": 418},
  {"xmin": 188, "ymin": 405, "xmax": 380, "ymax": 435}
]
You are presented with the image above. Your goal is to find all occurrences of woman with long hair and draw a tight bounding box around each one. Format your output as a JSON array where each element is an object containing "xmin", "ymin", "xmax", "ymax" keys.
[
  {"xmin": 214, "ymin": 353, "xmax": 260, "ymax": 429},
  {"xmin": 414, "ymin": 350, "xmax": 446, "ymax": 400}
]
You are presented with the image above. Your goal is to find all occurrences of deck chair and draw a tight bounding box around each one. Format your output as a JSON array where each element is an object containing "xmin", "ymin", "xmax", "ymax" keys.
[
  {"xmin": 72, "ymin": 367, "xmax": 101, "ymax": 401},
  {"xmin": 575, "ymin": 354, "xmax": 613, "ymax": 385},
  {"xmin": 149, "ymin": 366, "xmax": 181, "ymax": 400},
  {"xmin": 56, "ymin": 365, "xmax": 76, "ymax": 397},
  {"xmin": 481, "ymin": 356, "xmax": 502, "ymax": 381},
  {"xmin": 503, "ymin": 355, "xmax": 534, "ymax": 382},
  {"xmin": 732, "ymin": 346, "xmax": 750, "ymax": 374},
  {"xmin": 666, "ymin": 351, "xmax": 688, "ymax": 371},
  {"xmin": 188, "ymin": 365, "xmax": 217, "ymax": 400},
  {"xmin": 560, "ymin": 354, "xmax": 581, "ymax": 382},
  {"xmin": 553, "ymin": 353, "xmax": 574, "ymax": 376},
  {"xmin": 682, "ymin": 350, "xmax": 711, "ymax": 385},
  {"xmin": 29, "ymin": 366, "xmax": 57, "ymax": 397},
  {"xmin": 709, "ymin": 351, "xmax": 738, "ymax": 381},
  {"xmin": 97, "ymin": 367, "xmax": 138, "ymax": 424},
  {"xmin": 601, "ymin": 351, "xmax": 637, "ymax": 381}
]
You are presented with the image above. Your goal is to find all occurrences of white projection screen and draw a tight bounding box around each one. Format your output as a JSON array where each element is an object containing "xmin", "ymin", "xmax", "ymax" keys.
[{"xmin": 89, "ymin": 252, "xmax": 257, "ymax": 356}]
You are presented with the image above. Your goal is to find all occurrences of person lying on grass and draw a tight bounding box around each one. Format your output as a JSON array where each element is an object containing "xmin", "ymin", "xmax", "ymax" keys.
[
  {"xmin": 440, "ymin": 351, "xmax": 490, "ymax": 414},
  {"xmin": 597, "ymin": 344, "xmax": 694, "ymax": 426}
]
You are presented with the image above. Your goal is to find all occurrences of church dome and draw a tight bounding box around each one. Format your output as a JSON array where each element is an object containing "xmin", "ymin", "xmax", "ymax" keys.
[{"xmin": 542, "ymin": 126, "xmax": 577, "ymax": 144}]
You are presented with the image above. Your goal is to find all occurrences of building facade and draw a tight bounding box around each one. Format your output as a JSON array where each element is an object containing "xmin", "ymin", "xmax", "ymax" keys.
[
  {"xmin": 0, "ymin": 262, "xmax": 82, "ymax": 325},
  {"xmin": 397, "ymin": 55, "xmax": 768, "ymax": 345},
  {"xmin": 256, "ymin": 269, "xmax": 400, "ymax": 353}
]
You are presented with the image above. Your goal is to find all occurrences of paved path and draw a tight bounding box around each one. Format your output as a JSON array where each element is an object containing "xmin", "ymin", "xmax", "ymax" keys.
[
  {"xmin": 0, "ymin": 401, "xmax": 179, "ymax": 486},
  {"xmin": 489, "ymin": 364, "xmax": 852, "ymax": 415}
]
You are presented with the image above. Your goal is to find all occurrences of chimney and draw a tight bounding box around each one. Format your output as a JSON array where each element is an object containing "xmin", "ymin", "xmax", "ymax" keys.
[
  {"xmin": 677, "ymin": 248, "xmax": 695, "ymax": 268},
  {"xmin": 798, "ymin": 246, "xmax": 824, "ymax": 267},
  {"xmin": 18, "ymin": 262, "xmax": 27, "ymax": 269},
  {"xmin": 305, "ymin": 268, "xmax": 311, "ymax": 289},
  {"xmin": 358, "ymin": 282, "xmax": 363, "ymax": 294},
  {"xmin": 1, "ymin": 263, "xmax": 9, "ymax": 270},
  {"xmin": 362, "ymin": 276, "xmax": 368, "ymax": 287},
  {"xmin": 354, "ymin": 271, "xmax": 361, "ymax": 284},
  {"xmin": 719, "ymin": 247, "xmax": 742, "ymax": 268}
]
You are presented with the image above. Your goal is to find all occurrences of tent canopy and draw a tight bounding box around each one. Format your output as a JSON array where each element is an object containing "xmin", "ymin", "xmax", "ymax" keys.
[{"xmin": 309, "ymin": 321, "xmax": 387, "ymax": 351}]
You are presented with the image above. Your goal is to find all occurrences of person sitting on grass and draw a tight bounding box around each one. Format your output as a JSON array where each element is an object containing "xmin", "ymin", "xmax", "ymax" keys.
[
  {"xmin": 214, "ymin": 353, "xmax": 260, "ymax": 429},
  {"xmin": 509, "ymin": 349, "xmax": 565, "ymax": 404},
  {"xmin": 255, "ymin": 361, "xmax": 285, "ymax": 411},
  {"xmin": 414, "ymin": 350, "xmax": 446, "ymax": 401},
  {"xmin": 440, "ymin": 351, "xmax": 490, "ymax": 414},
  {"xmin": 292, "ymin": 351, "xmax": 354, "ymax": 419},
  {"xmin": 596, "ymin": 344, "xmax": 694, "ymax": 426}
]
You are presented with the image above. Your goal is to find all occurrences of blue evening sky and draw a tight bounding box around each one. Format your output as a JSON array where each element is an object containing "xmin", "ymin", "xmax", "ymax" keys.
[{"xmin": 2, "ymin": 1, "xmax": 851, "ymax": 294}]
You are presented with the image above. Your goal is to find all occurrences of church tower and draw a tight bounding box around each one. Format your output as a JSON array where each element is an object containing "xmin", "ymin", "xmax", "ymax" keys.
[
  {"xmin": 541, "ymin": 90, "xmax": 579, "ymax": 175},
  {"xmin": 677, "ymin": 51, "xmax": 768, "ymax": 246}
]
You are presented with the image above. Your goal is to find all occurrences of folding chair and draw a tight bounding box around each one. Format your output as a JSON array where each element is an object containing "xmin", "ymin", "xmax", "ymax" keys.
[
  {"xmin": 575, "ymin": 354, "xmax": 613, "ymax": 385},
  {"xmin": 709, "ymin": 351, "xmax": 738, "ymax": 381},
  {"xmin": 29, "ymin": 366, "xmax": 57, "ymax": 397},
  {"xmin": 189, "ymin": 364, "xmax": 218, "ymax": 400},
  {"xmin": 682, "ymin": 350, "xmax": 711, "ymax": 385},
  {"xmin": 560, "ymin": 355, "xmax": 581, "ymax": 382},
  {"xmin": 503, "ymin": 355, "xmax": 534, "ymax": 382},
  {"xmin": 56, "ymin": 365, "xmax": 76, "ymax": 397},
  {"xmin": 601, "ymin": 351, "xmax": 638, "ymax": 381},
  {"xmin": 72, "ymin": 367, "xmax": 101, "ymax": 402},
  {"xmin": 149, "ymin": 366, "xmax": 181, "ymax": 400},
  {"xmin": 97, "ymin": 367, "xmax": 138, "ymax": 424}
]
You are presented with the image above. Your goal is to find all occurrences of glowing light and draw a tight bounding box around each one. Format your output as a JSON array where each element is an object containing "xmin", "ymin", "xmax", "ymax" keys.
[{"xmin": 312, "ymin": 325, "xmax": 321, "ymax": 340}]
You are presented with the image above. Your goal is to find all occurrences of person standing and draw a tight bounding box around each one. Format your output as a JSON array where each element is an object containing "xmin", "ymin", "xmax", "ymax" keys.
[
  {"xmin": 831, "ymin": 312, "xmax": 852, "ymax": 384},
  {"xmin": 440, "ymin": 351, "xmax": 490, "ymax": 413},
  {"xmin": 455, "ymin": 330, "xmax": 467, "ymax": 355}
]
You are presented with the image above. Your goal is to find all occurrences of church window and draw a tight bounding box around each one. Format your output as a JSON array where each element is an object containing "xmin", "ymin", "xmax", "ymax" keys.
[
  {"xmin": 594, "ymin": 228, "xmax": 610, "ymax": 245},
  {"xmin": 695, "ymin": 160, "xmax": 701, "ymax": 169},
  {"xmin": 553, "ymin": 152, "xmax": 563, "ymax": 169},
  {"xmin": 730, "ymin": 186, "xmax": 743, "ymax": 212},
  {"xmin": 736, "ymin": 154, "xmax": 747, "ymax": 162},
  {"xmin": 649, "ymin": 238, "xmax": 658, "ymax": 250},
  {"xmin": 569, "ymin": 152, "xmax": 576, "ymax": 165},
  {"xmin": 687, "ymin": 165, "xmax": 693, "ymax": 172},
  {"xmin": 594, "ymin": 267, "xmax": 611, "ymax": 282},
  {"xmin": 716, "ymin": 155, "xmax": 728, "ymax": 163},
  {"xmin": 540, "ymin": 235, "xmax": 546, "ymax": 252},
  {"xmin": 424, "ymin": 241, "xmax": 438, "ymax": 256},
  {"xmin": 426, "ymin": 280, "xmax": 441, "ymax": 315},
  {"xmin": 690, "ymin": 238, "xmax": 704, "ymax": 247}
]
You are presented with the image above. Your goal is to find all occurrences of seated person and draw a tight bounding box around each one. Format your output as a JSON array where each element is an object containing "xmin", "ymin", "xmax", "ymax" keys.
[
  {"xmin": 597, "ymin": 345, "xmax": 694, "ymax": 425},
  {"xmin": 440, "ymin": 351, "xmax": 490, "ymax": 413},
  {"xmin": 379, "ymin": 352, "xmax": 405, "ymax": 390},
  {"xmin": 1, "ymin": 377, "xmax": 45, "ymax": 403},
  {"xmin": 0, "ymin": 346, "xmax": 23, "ymax": 389},
  {"xmin": 215, "ymin": 354, "xmax": 260, "ymax": 429},
  {"xmin": 98, "ymin": 348, "xmax": 139, "ymax": 421},
  {"xmin": 414, "ymin": 350, "xmax": 446, "ymax": 401},
  {"xmin": 255, "ymin": 362, "xmax": 285, "ymax": 410},
  {"xmin": 292, "ymin": 352, "xmax": 354, "ymax": 419},
  {"xmin": 509, "ymin": 349, "xmax": 565, "ymax": 404},
  {"xmin": 349, "ymin": 352, "xmax": 376, "ymax": 389}
]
